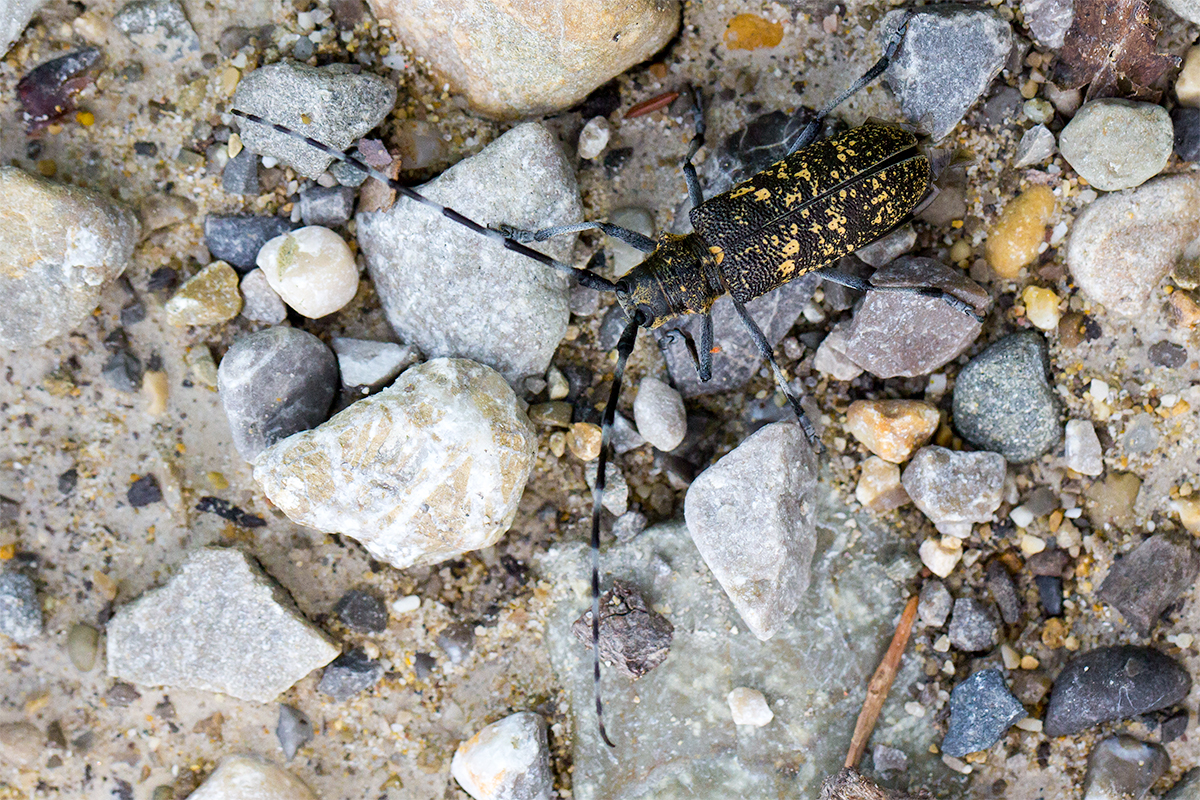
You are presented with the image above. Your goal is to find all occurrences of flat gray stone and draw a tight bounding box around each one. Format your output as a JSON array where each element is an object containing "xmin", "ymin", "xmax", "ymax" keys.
[
  {"xmin": 1097, "ymin": 532, "xmax": 1199, "ymax": 636},
  {"xmin": 331, "ymin": 337, "xmax": 419, "ymax": 389},
  {"xmin": 106, "ymin": 548, "xmax": 340, "ymax": 702},
  {"xmin": 942, "ymin": 669, "xmax": 1025, "ymax": 757}
]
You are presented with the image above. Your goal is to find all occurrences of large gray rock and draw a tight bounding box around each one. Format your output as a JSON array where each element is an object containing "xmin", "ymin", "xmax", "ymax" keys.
[
  {"xmin": 684, "ymin": 421, "xmax": 818, "ymax": 640},
  {"xmin": 254, "ymin": 358, "xmax": 537, "ymax": 569},
  {"xmin": 1, "ymin": 0, "xmax": 48, "ymax": 57},
  {"xmin": 106, "ymin": 548, "xmax": 340, "ymax": 702},
  {"xmin": 0, "ymin": 167, "xmax": 139, "ymax": 350},
  {"xmin": 357, "ymin": 124, "xmax": 581, "ymax": 384},
  {"xmin": 1044, "ymin": 646, "xmax": 1191, "ymax": 736}
]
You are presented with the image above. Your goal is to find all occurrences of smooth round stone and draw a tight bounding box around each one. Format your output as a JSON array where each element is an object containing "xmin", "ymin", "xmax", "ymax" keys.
[
  {"xmin": 0, "ymin": 721, "xmax": 41, "ymax": 766},
  {"xmin": 1059, "ymin": 99, "xmax": 1173, "ymax": 191},
  {"xmin": 217, "ymin": 327, "xmax": 338, "ymax": 462},
  {"xmin": 728, "ymin": 687, "xmax": 774, "ymax": 727},
  {"xmin": 985, "ymin": 186, "xmax": 1056, "ymax": 279},
  {"xmin": 633, "ymin": 377, "xmax": 686, "ymax": 452},
  {"xmin": 1084, "ymin": 736, "xmax": 1169, "ymax": 800},
  {"xmin": 577, "ymin": 116, "xmax": 611, "ymax": 160},
  {"xmin": 256, "ymin": 226, "xmax": 359, "ymax": 319},
  {"xmin": 67, "ymin": 622, "xmax": 100, "ymax": 671},
  {"xmin": 165, "ymin": 261, "xmax": 242, "ymax": 326}
]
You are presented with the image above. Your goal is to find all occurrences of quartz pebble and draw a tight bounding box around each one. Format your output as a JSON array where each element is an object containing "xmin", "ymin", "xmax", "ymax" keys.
[
  {"xmin": 1021, "ymin": 285, "xmax": 1061, "ymax": 331},
  {"xmin": 254, "ymin": 359, "xmax": 537, "ymax": 569},
  {"xmin": 239, "ymin": 269, "xmax": 288, "ymax": 324},
  {"xmin": 941, "ymin": 669, "xmax": 1025, "ymax": 757},
  {"xmin": 918, "ymin": 579, "xmax": 953, "ymax": 627},
  {"xmin": 256, "ymin": 226, "xmax": 359, "ymax": 319},
  {"xmin": 0, "ymin": 572, "xmax": 42, "ymax": 643},
  {"xmin": 902, "ymin": 446, "xmax": 1005, "ymax": 537},
  {"xmin": 1, "ymin": 0, "xmax": 48, "ymax": 58},
  {"xmin": 845, "ymin": 400, "xmax": 939, "ymax": 463},
  {"xmin": 1097, "ymin": 533, "xmax": 1199, "ymax": 636},
  {"xmin": 568, "ymin": 422, "xmax": 602, "ymax": 461},
  {"xmin": 186, "ymin": 754, "xmax": 318, "ymax": 800},
  {"xmin": 919, "ymin": 537, "xmax": 962, "ymax": 578},
  {"xmin": 1064, "ymin": 419, "xmax": 1103, "ymax": 475},
  {"xmin": 451, "ymin": 712, "xmax": 553, "ymax": 800},
  {"xmin": 948, "ymin": 598, "xmax": 1000, "ymax": 652},
  {"xmin": 1083, "ymin": 735, "xmax": 1169, "ymax": 800},
  {"xmin": 1022, "ymin": 0, "xmax": 1073, "ymax": 49},
  {"xmin": 318, "ymin": 647, "xmax": 383, "ymax": 700},
  {"xmin": 276, "ymin": 705, "xmax": 313, "ymax": 762},
  {"xmin": 1014, "ymin": 124, "xmax": 1057, "ymax": 167},
  {"xmin": 727, "ymin": 687, "xmax": 773, "ymax": 727},
  {"xmin": 1059, "ymin": 100, "xmax": 1173, "ymax": 191},
  {"xmin": 583, "ymin": 461, "xmax": 629, "ymax": 516},
  {"xmin": 1178, "ymin": 45, "xmax": 1200, "ymax": 107},
  {"xmin": 985, "ymin": 186, "xmax": 1056, "ymax": 279},
  {"xmin": 165, "ymin": 260, "xmax": 242, "ymax": 325},
  {"xmin": 633, "ymin": 377, "xmax": 687, "ymax": 451},
  {"xmin": 855, "ymin": 456, "xmax": 909, "ymax": 512},
  {"xmin": 577, "ymin": 116, "xmax": 611, "ymax": 160},
  {"xmin": 331, "ymin": 337, "xmax": 418, "ymax": 389},
  {"xmin": 571, "ymin": 580, "xmax": 673, "ymax": 679}
]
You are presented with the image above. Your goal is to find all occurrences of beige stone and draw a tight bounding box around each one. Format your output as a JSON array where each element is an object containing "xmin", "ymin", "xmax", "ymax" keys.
[
  {"xmin": 855, "ymin": 456, "xmax": 909, "ymax": 512},
  {"xmin": 1176, "ymin": 45, "xmax": 1200, "ymax": 107},
  {"xmin": 189, "ymin": 755, "xmax": 317, "ymax": 800},
  {"xmin": 845, "ymin": 400, "xmax": 940, "ymax": 463},
  {"xmin": 165, "ymin": 261, "xmax": 243, "ymax": 326}
]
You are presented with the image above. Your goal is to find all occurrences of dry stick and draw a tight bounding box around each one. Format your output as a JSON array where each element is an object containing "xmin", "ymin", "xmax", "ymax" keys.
[{"xmin": 844, "ymin": 595, "xmax": 920, "ymax": 770}]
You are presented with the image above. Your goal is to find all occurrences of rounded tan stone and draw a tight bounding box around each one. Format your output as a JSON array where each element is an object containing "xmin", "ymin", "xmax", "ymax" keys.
[
  {"xmin": 165, "ymin": 261, "xmax": 243, "ymax": 326},
  {"xmin": 845, "ymin": 400, "xmax": 940, "ymax": 463},
  {"xmin": 855, "ymin": 456, "xmax": 910, "ymax": 512},
  {"xmin": 985, "ymin": 186, "xmax": 1055, "ymax": 279}
]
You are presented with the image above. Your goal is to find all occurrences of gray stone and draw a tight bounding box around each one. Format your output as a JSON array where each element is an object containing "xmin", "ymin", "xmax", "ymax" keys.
[
  {"xmin": 218, "ymin": 327, "xmax": 338, "ymax": 462},
  {"xmin": 450, "ymin": 712, "xmax": 553, "ymax": 800},
  {"xmin": 1059, "ymin": 100, "xmax": 1173, "ymax": 191},
  {"xmin": 234, "ymin": 60, "xmax": 396, "ymax": 179},
  {"xmin": 947, "ymin": 598, "xmax": 1000, "ymax": 652},
  {"xmin": 253, "ymin": 358, "xmax": 537, "ymax": 569},
  {"xmin": 204, "ymin": 214, "xmax": 293, "ymax": 270},
  {"xmin": 222, "ymin": 148, "xmax": 258, "ymax": 195},
  {"xmin": 276, "ymin": 705, "xmax": 313, "ymax": 761},
  {"xmin": 1044, "ymin": 646, "xmax": 1191, "ymax": 736},
  {"xmin": 1121, "ymin": 414, "xmax": 1159, "ymax": 454},
  {"xmin": 684, "ymin": 421, "xmax": 818, "ymax": 640},
  {"xmin": 1022, "ymin": 0, "xmax": 1073, "ymax": 48},
  {"xmin": 612, "ymin": 509, "xmax": 648, "ymax": 542},
  {"xmin": 436, "ymin": 622, "xmax": 475, "ymax": 664},
  {"xmin": 872, "ymin": 743, "xmax": 908, "ymax": 775},
  {"xmin": 1149, "ymin": 340, "xmax": 1188, "ymax": 368},
  {"xmin": 1065, "ymin": 419, "xmax": 1103, "ymax": 475},
  {"xmin": 882, "ymin": 8, "xmax": 1014, "ymax": 140},
  {"xmin": 187, "ymin": 754, "xmax": 318, "ymax": 800},
  {"xmin": 357, "ymin": 124, "xmax": 580, "ymax": 384},
  {"xmin": 1166, "ymin": 769, "xmax": 1200, "ymax": 799},
  {"xmin": 952, "ymin": 332, "xmax": 1061, "ymax": 463},
  {"xmin": 67, "ymin": 622, "xmax": 99, "ymax": 670},
  {"xmin": 1097, "ymin": 533, "xmax": 1199, "ymax": 636},
  {"xmin": 1173, "ymin": 107, "xmax": 1200, "ymax": 162},
  {"xmin": 985, "ymin": 560, "xmax": 1022, "ymax": 625},
  {"xmin": 941, "ymin": 669, "xmax": 1025, "ymax": 757},
  {"xmin": 299, "ymin": 185, "xmax": 356, "ymax": 227},
  {"xmin": 0, "ymin": 572, "xmax": 41, "ymax": 643},
  {"xmin": 583, "ymin": 461, "xmax": 629, "ymax": 516},
  {"xmin": 106, "ymin": 548, "xmax": 340, "ymax": 702},
  {"xmin": 1015, "ymin": 124, "xmax": 1057, "ymax": 167},
  {"xmin": 0, "ymin": 0, "xmax": 47, "ymax": 57},
  {"xmin": 632, "ymin": 377, "xmax": 686, "ymax": 452},
  {"xmin": 901, "ymin": 446, "xmax": 1006, "ymax": 537},
  {"xmin": 0, "ymin": 167, "xmax": 139, "ymax": 350},
  {"xmin": 607, "ymin": 207, "xmax": 654, "ymax": 277},
  {"xmin": 113, "ymin": 0, "xmax": 199, "ymax": 61},
  {"xmin": 0, "ymin": 721, "xmax": 41, "ymax": 766},
  {"xmin": 918, "ymin": 579, "xmax": 953, "ymax": 628},
  {"xmin": 839, "ymin": 257, "xmax": 989, "ymax": 378},
  {"xmin": 330, "ymin": 337, "xmax": 418, "ymax": 389},
  {"xmin": 854, "ymin": 224, "xmax": 916, "ymax": 268},
  {"xmin": 102, "ymin": 349, "xmax": 143, "ymax": 393},
  {"xmin": 571, "ymin": 580, "xmax": 673, "ymax": 679},
  {"xmin": 238, "ymin": 269, "xmax": 288, "ymax": 324},
  {"xmin": 333, "ymin": 589, "xmax": 387, "ymax": 633},
  {"xmin": 317, "ymin": 647, "xmax": 383, "ymax": 700},
  {"xmin": 1083, "ymin": 736, "xmax": 1169, "ymax": 800}
]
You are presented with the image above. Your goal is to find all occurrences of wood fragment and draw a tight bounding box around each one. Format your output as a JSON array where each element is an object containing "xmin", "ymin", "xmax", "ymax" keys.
[
  {"xmin": 625, "ymin": 91, "xmax": 679, "ymax": 119},
  {"xmin": 844, "ymin": 595, "xmax": 919, "ymax": 770}
]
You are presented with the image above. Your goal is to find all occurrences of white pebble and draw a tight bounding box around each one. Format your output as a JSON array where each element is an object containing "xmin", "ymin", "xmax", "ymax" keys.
[
  {"xmin": 727, "ymin": 687, "xmax": 773, "ymax": 727},
  {"xmin": 904, "ymin": 701, "xmax": 926, "ymax": 718},
  {"xmin": 256, "ymin": 226, "xmax": 359, "ymax": 318},
  {"xmin": 633, "ymin": 377, "xmax": 687, "ymax": 451},
  {"xmin": 451, "ymin": 712, "xmax": 553, "ymax": 800},
  {"xmin": 391, "ymin": 595, "xmax": 420, "ymax": 614},
  {"xmin": 239, "ymin": 268, "xmax": 288, "ymax": 324},
  {"xmin": 1064, "ymin": 419, "xmax": 1103, "ymax": 476},
  {"xmin": 1009, "ymin": 505, "xmax": 1035, "ymax": 528},
  {"xmin": 1014, "ymin": 717, "xmax": 1043, "ymax": 732},
  {"xmin": 1089, "ymin": 378, "xmax": 1110, "ymax": 402},
  {"xmin": 577, "ymin": 116, "xmax": 611, "ymax": 160},
  {"xmin": 919, "ymin": 538, "xmax": 962, "ymax": 578},
  {"xmin": 933, "ymin": 634, "xmax": 951, "ymax": 652},
  {"xmin": 187, "ymin": 754, "xmax": 317, "ymax": 800}
]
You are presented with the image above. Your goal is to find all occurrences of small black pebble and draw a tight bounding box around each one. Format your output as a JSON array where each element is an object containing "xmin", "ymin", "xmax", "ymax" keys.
[
  {"xmin": 133, "ymin": 141, "xmax": 158, "ymax": 157},
  {"xmin": 1035, "ymin": 574, "xmax": 1063, "ymax": 616},
  {"xmin": 57, "ymin": 468, "xmax": 77, "ymax": 495},
  {"xmin": 1148, "ymin": 341, "xmax": 1187, "ymax": 369},
  {"xmin": 127, "ymin": 474, "xmax": 162, "ymax": 508},
  {"xmin": 110, "ymin": 778, "xmax": 134, "ymax": 800},
  {"xmin": 195, "ymin": 496, "xmax": 266, "ymax": 528},
  {"xmin": 574, "ymin": 80, "xmax": 621, "ymax": 118},
  {"xmin": 1161, "ymin": 709, "xmax": 1189, "ymax": 743},
  {"xmin": 333, "ymin": 589, "xmax": 387, "ymax": 633},
  {"xmin": 317, "ymin": 647, "xmax": 383, "ymax": 701}
]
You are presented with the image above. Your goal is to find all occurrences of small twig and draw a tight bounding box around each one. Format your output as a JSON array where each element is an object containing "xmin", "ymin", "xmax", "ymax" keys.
[{"xmin": 844, "ymin": 595, "xmax": 920, "ymax": 770}]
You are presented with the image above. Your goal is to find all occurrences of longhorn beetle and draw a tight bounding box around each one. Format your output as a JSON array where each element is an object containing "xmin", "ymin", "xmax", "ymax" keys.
[{"xmin": 232, "ymin": 9, "xmax": 981, "ymax": 748}]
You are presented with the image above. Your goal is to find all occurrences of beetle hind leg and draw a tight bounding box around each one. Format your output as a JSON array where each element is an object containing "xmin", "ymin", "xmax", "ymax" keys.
[{"xmin": 816, "ymin": 267, "xmax": 986, "ymax": 324}]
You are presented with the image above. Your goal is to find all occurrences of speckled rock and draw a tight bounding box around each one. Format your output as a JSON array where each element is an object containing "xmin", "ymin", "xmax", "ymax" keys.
[
  {"xmin": 106, "ymin": 548, "xmax": 340, "ymax": 702},
  {"xmin": 254, "ymin": 358, "xmax": 537, "ymax": 570},
  {"xmin": 902, "ymin": 446, "xmax": 1006, "ymax": 537},
  {"xmin": 1059, "ymin": 100, "xmax": 1173, "ymax": 191},
  {"xmin": 1065, "ymin": 419, "xmax": 1103, "ymax": 475},
  {"xmin": 239, "ymin": 269, "xmax": 288, "ymax": 324},
  {"xmin": 1022, "ymin": 0, "xmax": 1073, "ymax": 49},
  {"xmin": 845, "ymin": 400, "xmax": 939, "ymax": 463},
  {"xmin": 942, "ymin": 669, "xmax": 1025, "ymax": 757},
  {"xmin": 372, "ymin": 0, "xmax": 680, "ymax": 120},
  {"xmin": 1083, "ymin": 736, "xmax": 1169, "ymax": 800},
  {"xmin": 1097, "ymin": 532, "xmax": 1199, "ymax": 636},
  {"xmin": 113, "ymin": 0, "xmax": 199, "ymax": 61},
  {"xmin": 855, "ymin": 456, "xmax": 909, "ymax": 512},
  {"xmin": 1044, "ymin": 646, "xmax": 1191, "ymax": 736},
  {"xmin": 0, "ymin": 166, "xmax": 139, "ymax": 349},
  {"xmin": 0, "ymin": 721, "xmax": 41, "ymax": 766},
  {"xmin": 947, "ymin": 597, "xmax": 1000, "ymax": 652},
  {"xmin": 187, "ymin": 754, "xmax": 318, "ymax": 800},
  {"xmin": 918, "ymin": 579, "xmax": 953, "ymax": 628},
  {"xmin": 451, "ymin": 712, "xmax": 553, "ymax": 800},
  {"xmin": 1, "ymin": 0, "xmax": 48, "ymax": 57},
  {"xmin": 331, "ymin": 337, "xmax": 418, "ymax": 390},
  {"xmin": 165, "ymin": 260, "xmax": 242, "ymax": 326},
  {"xmin": 357, "ymin": 124, "xmax": 581, "ymax": 384},
  {"xmin": 0, "ymin": 572, "xmax": 42, "ymax": 643},
  {"xmin": 684, "ymin": 421, "xmax": 818, "ymax": 640}
]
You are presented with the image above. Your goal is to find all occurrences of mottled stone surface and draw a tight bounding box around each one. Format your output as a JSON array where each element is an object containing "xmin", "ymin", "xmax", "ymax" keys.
[
  {"xmin": 451, "ymin": 712, "xmax": 553, "ymax": 800},
  {"xmin": 942, "ymin": 669, "xmax": 1025, "ymax": 757},
  {"xmin": 947, "ymin": 598, "xmax": 1000, "ymax": 652},
  {"xmin": 918, "ymin": 579, "xmax": 952, "ymax": 628},
  {"xmin": 0, "ymin": 166, "xmax": 139, "ymax": 349},
  {"xmin": 254, "ymin": 358, "xmax": 537, "ymax": 569},
  {"xmin": 357, "ymin": 124, "xmax": 580, "ymax": 384},
  {"xmin": 902, "ymin": 446, "xmax": 1006, "ymax": 537},
  {"xmin": 165, "ymin": 260, "xmax": 242, "ymax": 326},
  {"xmin": 187, "ymin": 754, "xmax": 318, "ymax": 800},
  {"xmin": 113, "ymin": 0, "xmax": 200, "ymax": 61},
  {"xmin": 0, "ymin": 572, "xmax": 42, "ymax": 643},
  {"xmin": 845, "ymin": 399, "xmax": 940, "ymax": 463},
  {"xmin": 684, "ymin": 421, "xmax": 818, "ymax": 640},
  {"xmin": 571, "ymin": 580, "xmax": 673, "ymax": 679},
  {"xmin": 1097, "ymin": 533, "xmax": 1199, "ymax": 635},
  {"xmin": 106, "ymin": 548, "xmax": 340, "ymax": 702},
  {"xmin": 1, "ymin": 0, "xmax": 48, "ymax": 57},
  {"xmin": 1059, "ymin": 100, "xmax": 1173, "ymax": 192},
  {"xmin": 1083, "ymin": 736, "xmax": 1169, "ymax": 800},
  {"xmin": 371, "ymin": 0, "xmax": 680, "ymax": 119}
]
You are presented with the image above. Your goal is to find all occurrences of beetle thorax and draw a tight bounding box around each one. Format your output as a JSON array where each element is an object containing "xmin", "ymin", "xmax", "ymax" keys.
[{"xmin": 614, "ymin": 232, "xmax": 722, "ymax": 329}]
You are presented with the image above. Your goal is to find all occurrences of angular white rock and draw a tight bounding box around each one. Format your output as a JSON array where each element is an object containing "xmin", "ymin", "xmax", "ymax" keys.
[
  {"xmin": 684, "ymin": 421, "xmax": 818, "ymax": 640},
  {"xmin": 254, "ymin": 358, "xmax": 537, "ymax": 569},
  {"xmin": 632, "ymin": 377, "xmax": 687, "ymax": 451},
  {"xmin": 331, "ymin": 337, "xmax": 419, "ymax": 388},
  {"xmin": 1064, "ymin": 419, "xmax": 1103, "ymax": 476},
  {"xmin": 577, "ymin": 116, "xmax": 611, "ymax": 160},
  {"xmin": 188, "ymin": 755, "xmax": 318, "ymax": 800},
  {"xmin": 919, "ymin": 538, "xmax": 963, "ymax": 578},
  {"xmin": 901, "ymin": 446, "xmax": 1006, "ymax": 538},
  {"xmin": 451, "ymin": 712, "xmax": 553, "ymax": 800},
  {"xmin": 240, "ymin": 268, "xmax": 288, "ymax": 324},
  {"xmin": 256, "ymin": 225, "xmax": 359, "ymax": 318},
  {"xmin": 728, "ymin": 687, "xmax": 774, "ymax": 727}
]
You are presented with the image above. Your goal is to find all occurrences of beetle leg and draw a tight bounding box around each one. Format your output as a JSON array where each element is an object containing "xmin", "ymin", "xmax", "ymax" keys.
[
  {"xmin": 681, "ymin": 85, "xmax": 707, "ymax": 209},
  {"xmin": 819, "ymin": 267, "xmax": 986, "ymax": 324},
  {"xmin": 496, "ymin": 221, "xmax": 656, "ymax": 253},
  {"xmin": 656, "ymin": 312, "xmax": 714, "ymax": 382}
]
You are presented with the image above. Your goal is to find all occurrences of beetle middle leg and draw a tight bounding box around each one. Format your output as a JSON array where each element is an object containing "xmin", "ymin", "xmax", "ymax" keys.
[{"xmin": 816, "ymin": 267, "xmax": 986, "ymax": 323}]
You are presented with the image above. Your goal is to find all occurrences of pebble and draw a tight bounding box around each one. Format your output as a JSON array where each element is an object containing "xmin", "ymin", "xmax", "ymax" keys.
[
  {"xmin": 583, "ymin": 461, "xmax": 629, "ymax": 516},
  {"xmin": 218, "ymin": 327, "xmax": 338, "ymax": 462},
  {"xmin": 881, "ymin": 7, "xmax": 1013, "ymax": 140},
  {"xmin": 234, "ymin": 61, "xmax": 396, "ymax": 179},
  {"xmin": 107, "ymin": 681, "xmax": 141, "ymax": 706},
  {"xmin": 204, "ymin": 214, "xmax": 293, "ymax": 270},
  {"xmin": 358, "ymin": 123, "xmax": 579, "ymax": 383},
  {"xmin": 1059, "ymin": 100, "xmax": 1173, "ymax": 191},
  {"xmin": 67, "ymin": 622, "xmax": 100, "ymax": 670},
  {"xmin": 1067, "ymin": 174, "xmax": 1200, "ymax": 317},
  {"xmin": 165, "ymin": 260, "xmax": 242, "ymax": 325},
  {"xmin": 948, "ymin": 598, "xmax": 1000, "ymax": 652},
  {"xmin": 612, "ymin": 509, "xmax": 649, "ymax": 542},
  {"xmin": 1179, "ymin": 46, "xmax": 1200, "ymax": 107},
  {"xmin": 607, "ymin": 207, "xmax": 655, "ymax": 277},
  {"xmin": 0, "ymin": 721, "xmax": 41, "ymax": 766},
  {"xmin": 437, "ymin": 622, "xmax": 475, "ymax": 664},
  {"xmin": 918, "ymin": 579, "xmax": 953, "ymax": 628},
  {"xmin": 376, "ymin": 0, "xmax": 677, "ymax": 119},
  {"xmin": 1065, "ymin": 419, "xmax": 1103, "ymax": 475},
  {"xmin": 1149, "ymin": 340, "xmax": 1187, "ymax": 368},
  {"xmin": 571, "ymin": 580, "xmax": 673, "ymax": 679},
  {"xmin": 318, "ymin": 647, "xmax": 383, "ymax": 700},
  {"xmin": 1, "ymin": 0, "xmax": 46, "ymax": 56},
  {"xmin": 901, "ymin": 446, "xmax": 1005, "ymax": 537},
  {"xmin": 952, "ymin": 332, "xmax": 1061, "ymax": 463},
  {"xmin": 254, "ymin": 359, "xmax": 537, "ymax": 569},
  {"xmin": 1021, "ymin": 286, "xmax": 1061, "ymax": 330},
  {"xmin": 1022, "ymin": 0, "xmax": 1073, "ymax": 48},
  {"xmin": 276, "ymin": 705, "xmax": 313, "ymax": 761},
  {"xmin": 1014, "ymin": 124, "xmax": 1057, "ymax": 167},
  {"xmin": 127, "ymin": 474, "xmax": 162, "ymax": 507},
  {"xmin": 0, "ymin": 166, "xmax": 140, "ymax": 349},
  {"xmin": 855, "ymin": 456, "xmax": 909, "ymax": 512},
  {"xmin": 331, "ymin": 337, "xmax": 418, "ymax": 390},
  {"xmin": 727, "ymin": 687, "xmax": 773, "ymax": 727},
  {"xmin": 528, "ymin": 401, "xmax": 572, "ymax": 428},
  {"xmin": 838, "ymin": 257, "xmax": 989, "ymax": 378},
  {"xmin": 334, "ymin": 589, "xmax": 387, "ymax": 633},
  {"xmin": 1083, "ymin": 735, "xmax": 1169, "ymax": 800},
  {"xmin": 567, "ymin": 422, "xmax": 602, "ymax": 461},
  {"xmin": 872, "ymin": 744, "xmax": 908, "ymax": 775},
  {"xmin": 1123, "ymin": 413, "xmax": 1162, "ymax": 453},
  {"xmin": 1036, "ymin": 575, "xmax": 1064, "ymax": 616},
  {"xmin": 1172, "ymin": 107, "xmax": 1200, "ymax": 162},
  {"xmin": 577, "ymin": 116, "xmax": 611, "ymax": 160},
  {"xmin": 1044, "ymin": 646, "xmax": 1192, "ymax": 736},
  {"xmin": 985, "ymin": 186, "xmax": 1056, "ymax": 280},
  {"xmin": 238, "ymin": 269, "xmax": 288, "ymax": 324},
  {"xmin": 299, "ymin": 185, "xmax": 356, "ymax": 227},
  {"xmin": 855, "ymin": 225, "xmax": 916, "ymax": 268},
  {"xmin": 845, "ymin": 399, "xmax": 939, "ymax": 463},
  {"xmin": 256, "ymin": 226, "xmax": 359, "ymax": 319},
  {"xmin": 186, "ymin": 754, "xmax": 318, "ymax": 800},
  {"xmin": 1166, "ymin": 769, "xmax": 1200, "ymax": 799},
  {"xmin": 941, "ymin": 669, "xmax": 1025, "ymax": 757},
  {"xmin": 103, "ymin": 347, "xmax": 143, "ymax": 393},
  {"xmin": 985, "ymin": 560, "xmax": 1022, "ymax": 625},
  {"xmin": 684, "ymin": 421, "xmax": 818, "ymax": 640},
  {"xmin": 106, "ymin": 547, "xmax": 340, "ymax": 702},
  {"xmin": 0, "ymin": 572, "xmax": 41, "ymax": 643},
  {"xmin": 1097, "ymin": 533, "xmax": 1198, "ymax": 636},
  {"xmin": 113, "ymin": 0, "xmax": 199, "ymax": 61},
  {"xmin": 221, "ymin": 147, "xmax": 258, "ymax": 195},
  {"xmin": 546, "ymin": 365, "xmax": 569, "ymax": 400},
  {"xmin": 632, "ymin": 377, "xmax": 686, "ymax": 452},
  {"xmin": 451, "ymin": 712, "xmax": 553, "ymax": 800},
  {"xmin": 919, "ymin": 537, "xmax": 963, "ymax": 578}
]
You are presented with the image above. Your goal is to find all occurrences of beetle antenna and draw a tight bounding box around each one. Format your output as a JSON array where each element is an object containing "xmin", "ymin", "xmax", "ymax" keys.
[{"xmin": 228, "ymin": 109, "xmax": 617, "ymax": 293}]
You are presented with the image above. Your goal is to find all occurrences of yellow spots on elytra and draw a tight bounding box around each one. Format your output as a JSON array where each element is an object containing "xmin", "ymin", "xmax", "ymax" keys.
[
  {"xmin": 779, "ymin": 259, "xmax": 796, "ymax": 276},
  {"xmin": 730, "ymin": 186, "xmax": 753, "ymax": 198},
  {"xmin": 709, "ymin": 245, "xmax": 725, "ymax": 265},
  {"xmin": 782, "ymin": 239, "xmax": 800, "ymax": 256},
  {"xmin": 754, "ymin": 188, "xmax": 771, "ymax": 202},
  {"xmin": 836, "ymin": 152, "xmax": 847, "ymax": 162}
]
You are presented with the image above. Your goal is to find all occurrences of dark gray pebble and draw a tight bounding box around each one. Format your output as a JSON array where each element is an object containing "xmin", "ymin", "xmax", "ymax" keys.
[
  {"xmin": 1026, "ymin": 548, "xmax": 1069, "ymax": 577},
  {"xmin": 941, "ymin": 669, "xmax": 1025, "ymax": 757},
  {"xmin": 1166, "ymin": 768, "xmax": 1200, "ymax": 799},
  {"xmin": 276, "ymin": 704, "xmax": 313, "ymax": 761},
  {"xmin": 106, "ymin": 681, "xmax": 142, "ymax": 707},
  {"xmin": 1173, "ymin": 107, "xmax": 1200, "ymax": 162},
  {"xmin": 918, "ymin": 579, "xmax": 953, "ymax": 628},
  {"xmin": 317, "ymin": 647, "xmax": 383, "ymax": 701},
  {"xmin": 1083, "ymin": 735, "xmax": 1168, "ymax": 800},
  {"xmin": 299, "ymin": 185, "xmax": 356, "ymax": 227},
  {"xmin": 1148, "ymin": 341, "xmax": 1188, "ymax": 369},
  {"xmin": 146, "ymin": 266, "xmax": 177, "ymax": 294},
  {"xmin": 334, "ymin": 589, "xmax": 387, "ymax": 633},
  {"xmin": 204, "ymin": 214, "xmax": 293, "ymax": 270},
  {"xmin": 221, "ymin": 148, "xmax": 259, "ymax": 196},
  {"xmin": 194, "ymin": 497, "xmax": 266, "ymax": 528},
  {"xmin": 120, "ymin": 300, "xmax": 146, "ymax": 326},
  {"xmin": 571, "ymin": 580, "xmax": 673, "ymax": 679},
  {"xmin": 110, "ymin": 777, "xmax": 134, "ymax": 800},
  {"xmin": 948, "ymin": 597, "xmax": 999, "ymax": 652},
  {"xmin": 217, "ymin": 327, "xmax": 338, "ymax": 462},
  {"xmin": 436, "ymin": 622, "xmax": 475, "ymax": 664},
  {"xmin": 1035, "ymin": 575, "xmax": 1063, "ymax": 616},
  {"xmin": 985, "ymin": 561, "xmax": 1021, "ymax": 625},
  {"xmin": 127, "ymin": 474, "xmax": 161, "ymax": 507},
  {"xmin": 952, "ymin": 331, "xmax": 1061, "ymax": 463},
  {"xmin": 57, "ymin": 468, "xmax": 77, "ymax": 495},
  {"xmin": 1161, "ymin": 709, "xmax": 1189, "ymax": 744},
  {"xmin": 413, "ymin": 651, "xmax": 436, "ymax": 680},
  {"xmin": 102, "ymin": 350, "xmax": 143, "ymax": 393},
  {"xmin": 1098, "ymin": 532, "xmax": 1198, "ymax": 635},
  {"xmin": 1044, "ymin": 646, "xmax": 1192, "ymax": 736},
  {"xmin": 0, "ymin": 572, "xmax": 42, "ymax": 643}
]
